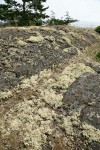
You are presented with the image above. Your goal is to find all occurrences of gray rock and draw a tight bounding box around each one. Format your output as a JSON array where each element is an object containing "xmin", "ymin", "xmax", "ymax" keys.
[
  {"xmin": 93, "ymin": 65, "xmax": 100, "ymax": 74},
  {"xmin": 62, "ymin": 73, "xmax": 100, "ymax": 129}
]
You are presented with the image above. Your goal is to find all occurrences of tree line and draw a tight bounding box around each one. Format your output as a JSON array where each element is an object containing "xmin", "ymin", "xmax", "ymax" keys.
[{"xmin": 0, "ymin": 0, "xmax": 77, "ymax": 26}]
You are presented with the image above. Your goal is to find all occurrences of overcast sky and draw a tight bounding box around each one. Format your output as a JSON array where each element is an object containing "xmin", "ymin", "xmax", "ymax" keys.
[
  {"xmin": 45, "ymin": 0, "xmax": 100, "ymax": 23},
  {"xmin": 1, "ymin": 0, "xmax": 100, "ymax": 23}
]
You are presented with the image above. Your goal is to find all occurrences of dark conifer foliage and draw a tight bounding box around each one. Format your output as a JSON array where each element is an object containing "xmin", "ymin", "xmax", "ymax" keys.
[
  {"xmin": 32, "ymin": 0, "xmax": 49, "ymax": 25},
  {"xmin": 0, "ymin": 0, "xmax": 77, "ymax": 26},
  {"xmin": 47, "ymin": 11, "xmax": 77, "ymax": 26},
  {"xmin": 0, "ymin": 0, "xmax": 49, "ymax": 26}
]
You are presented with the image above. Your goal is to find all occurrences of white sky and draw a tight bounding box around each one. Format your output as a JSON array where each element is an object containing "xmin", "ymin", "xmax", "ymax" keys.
[
  {"xmin": 45, "ymin": 0, "xmax": 100, "ymax": 22},
  {"xmin": 1, "ymin": 0, "xmax": 100, "ymax": 23}
]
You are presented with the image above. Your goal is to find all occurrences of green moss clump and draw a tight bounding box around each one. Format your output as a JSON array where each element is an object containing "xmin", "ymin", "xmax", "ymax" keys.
[
  {"xmin": 95, "ymin": 26, "xmax": 100, "ymax": 34},
  {"xmin": 96, "ymin": 52, "xmax": 100, "ymax": 60}
]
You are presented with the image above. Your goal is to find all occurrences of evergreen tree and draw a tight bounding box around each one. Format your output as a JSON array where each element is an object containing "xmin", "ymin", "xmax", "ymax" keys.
[
  {"xmin": 0, "ymin": 0, "xmax": 49, "ymax": 26},
  {"xmin": 47, "ymin": 11, "xmax": 77, "ymax": 26},
  {"xmin": 0, "ymin": 0, "xmax": 21, "ymax": 25},
  {"xmin": 31, "ymin": 0, "xmax": 49, "ymax": 25}
]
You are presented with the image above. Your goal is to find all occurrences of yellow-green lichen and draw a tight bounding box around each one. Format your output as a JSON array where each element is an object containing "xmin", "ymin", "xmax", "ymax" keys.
[
  {"xmin": 40, "ymin": 89, "xmax": 63, "ymax": 108},
  {"xmin": 0, "ymin": 100, "xmax": 56, "ymax": 150},
  {"xmin": 17, "ymin": 39, "xmax": 27, "ymax": 46},
  {"xmin": 54, "ymin": 63, "xmax": 95, "ymax": 90},
  {"xmin": 27, "ymin": 35, "xmax": 44, "ymax": 43},
  {"xmin": 63, "ymin": 111, "xmax": 80, "ymax": 136},
  {"xmin": 82, "ymin": 123, "xmax": 100, "ymax": 142},
  {"xmin": 0, "ymin": 91, "xmax": 12, "ymax": 100}
]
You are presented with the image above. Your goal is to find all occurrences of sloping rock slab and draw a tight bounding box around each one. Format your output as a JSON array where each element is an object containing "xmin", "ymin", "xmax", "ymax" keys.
[
  {"xmin": 63, "ymin": 73, "xmax": 100, "ymax": 127},
  {"xmin": 62, "ymin": 73, "xmax": 100, "ymax": 149}
]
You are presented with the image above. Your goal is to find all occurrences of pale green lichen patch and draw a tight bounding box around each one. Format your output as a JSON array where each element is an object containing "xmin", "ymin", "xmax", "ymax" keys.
[
  {"xmin": 8, "ymin": 47, "xmax": 19, "ymax": 56},
  {"xmin": 39, "ymin": 69, "xmax": 52, "ymax": 79},
  {"xmin": 20, "ymin": 69, "xmax": 53, "ymax": 89},
  {"xmin": 38, "ymin": 107, "xmax": 56, "ymax": 120},
  {"xmin": 54, "ymin": 63, "xmax": 95, "ymax": 89},
  {"xmin": 63, "ymin": 117, "xmax": 74, "ymax": 135},
  {"xmin": 17, "ymin": 39, "xmax": 27, "ymax": 46},
  {"xmin": 63, "ymin": 48, "xmax": 70, "ymax": 53},
  {"xmin": 0, "ymin": 91, "xmax": 12, "ymax": 100},
  {"xmin": 40, "ymin": 89, "xmax": 63, "ymax": 108},
  {"xmin": 45, "ymin": 35, "xmax": 55, "ymax": 42},
  {"xmin": 27, "ymin": 35, "xmax": 44, "ymax": 43},
  {"xmin": 62, "ymin": 111, "xmax": 80, "ymax": 136},
  {"xmin": 82, "ymin": 123, "xmax": 100, "ymax": 142},
  {"xmin": 63, "ymin": 46, "xmax": 78, "ymax": 54},
  {"xmin": 0, "ymin": 98, "xmax": 81, "ymax": 150},
  {"xmin": 59, "ymin": 30, "xmax": 66, "ymax": 35},
  {"xmin": 0, "ymin": 100, "xmax": 56, "ymax": 150},
  {"xmin": 41, "ymin": 26, "xmax": 57, "ymax": 31},
  {"xmin": 62, "ymin": 36, "xmax": 72, "ymax": 46},
  {"xmin": 20, "ymin": 74, "xmax": 38, "ymax": 89},
  {"xmin": 19, "ymin": 69, "xmax": 63, "ymax": 108}
]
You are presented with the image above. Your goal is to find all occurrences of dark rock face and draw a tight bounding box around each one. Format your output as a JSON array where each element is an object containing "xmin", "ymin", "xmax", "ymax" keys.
[
  {"xmin": 93, "ymin": 65, "xmax": 100, "ymax": 74},
  {"xmin": 89, "ymin": 142, "xmax": 100, "ymax": 150},
  {"xmin": 0, "ymin": 72, "xmax": 19, "ymax": 91},
  {"xmin": 62, "ymin": 73, "xmax": 100, "ymax": 149},
  {"xmin": 63, "ymin": 73, "xmax": 100, "ymax": 128}
]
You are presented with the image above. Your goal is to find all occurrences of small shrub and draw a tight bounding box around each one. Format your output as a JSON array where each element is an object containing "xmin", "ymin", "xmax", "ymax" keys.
[
  {"xmin": 95, "ymin": 26, "xmax": 100, "ymax": 34},
  {"xmin": 47, "ymin": 11, "xmax": 77, "ymax": 26},
  {"xmin": 96, "ymin": 51, "xmax": 100, "ymax": 60}
]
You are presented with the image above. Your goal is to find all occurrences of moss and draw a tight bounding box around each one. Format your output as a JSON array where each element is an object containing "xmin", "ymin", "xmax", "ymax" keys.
[
  {"xmin": 96, "ymin": 51, "xmax": 100, "ymax": 61},
  {"xmin": 95, "ymin": 26, "xmax": 100, "ymax": 34}
]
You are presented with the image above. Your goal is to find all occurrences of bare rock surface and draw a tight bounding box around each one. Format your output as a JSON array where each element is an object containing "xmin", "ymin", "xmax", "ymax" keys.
[{"xmin": 0, "ymin": 25, "xmax": 100, "ymax": 150}]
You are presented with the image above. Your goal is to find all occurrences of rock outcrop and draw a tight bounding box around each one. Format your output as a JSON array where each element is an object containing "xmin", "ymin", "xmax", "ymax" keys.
[{"xmin": 0, "ymin": 25, "xmax": 100, "ymax": 150}]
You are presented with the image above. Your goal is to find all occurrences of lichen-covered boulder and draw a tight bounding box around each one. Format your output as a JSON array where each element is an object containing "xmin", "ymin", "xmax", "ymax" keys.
[
  {"xmin": 27, "ymin": 35, "xmax": 44, "ymax": 43},
  {"xmin": 0, "ymin": 25, "xmax": 100, "ymax": 150}
]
